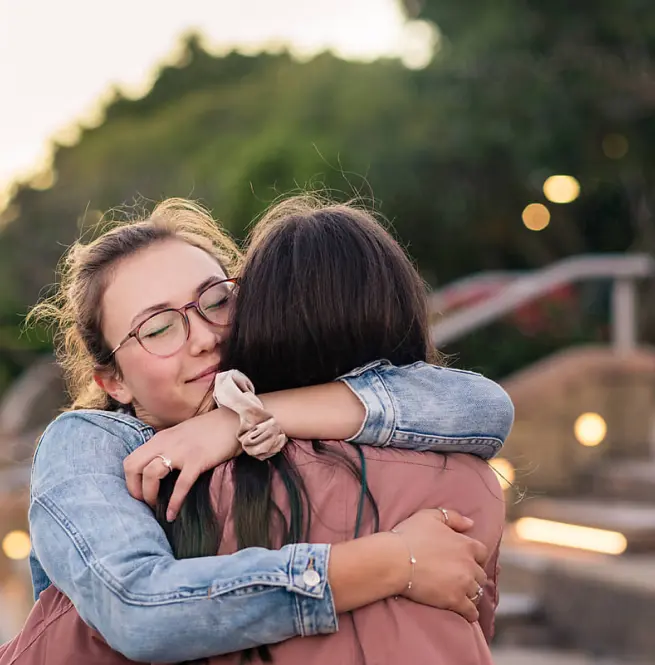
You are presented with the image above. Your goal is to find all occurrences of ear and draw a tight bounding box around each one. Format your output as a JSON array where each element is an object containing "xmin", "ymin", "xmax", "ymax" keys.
[{"xmin": 93, "ymin": 369, "xmax": 133, "ymax": 405}]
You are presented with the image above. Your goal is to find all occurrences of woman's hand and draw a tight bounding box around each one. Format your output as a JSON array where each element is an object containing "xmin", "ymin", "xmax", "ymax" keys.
[
  {"xmin": 214, "ymin": 369, "xmax": 288, "ymax": 460},
  {"xmin": 123, "ymin": 409, "xmax": 242, "ymax": 521},
  {"xmin": 391, "ymin": 508, "xmax": 489, "ymax": 621}
]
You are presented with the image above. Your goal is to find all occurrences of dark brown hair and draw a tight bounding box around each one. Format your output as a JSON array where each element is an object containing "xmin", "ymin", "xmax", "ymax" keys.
[
  {"xmin": 159, "ymin": 194, "xmax": 440, "ymax": 559},
  {"xmin": 226, "ymin": 195, "xmax": 439, "ymax": 394},
  {"xmin": 216, "ymin": 195, "xmax": 439, "ymax": 553},
  {"xmin": 218, "ymin": 195, "xmax": 438, "ymax": 663}
]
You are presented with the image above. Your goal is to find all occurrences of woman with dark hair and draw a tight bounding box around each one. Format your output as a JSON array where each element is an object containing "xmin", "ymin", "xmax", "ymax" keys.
[
  {"xmin": 146, "ymin": 195, "xmax": 505, "ymax": 663},
  {"xmin": 1, "ymin": 197, "xmax": 511, "ymax": 664}
]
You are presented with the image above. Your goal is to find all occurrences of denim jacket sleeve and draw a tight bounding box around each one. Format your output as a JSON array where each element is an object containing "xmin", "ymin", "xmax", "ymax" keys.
[
  {"xmin": 28, "ymin": 362, "xmax": 512, "ymax": 662},
  {"xmin": 339, "ymin": 360, "xmax": 514, "ymax": 459},
  {"xmin": 29, "ymin": 410, "xmax": 336, "ymax": 663}
]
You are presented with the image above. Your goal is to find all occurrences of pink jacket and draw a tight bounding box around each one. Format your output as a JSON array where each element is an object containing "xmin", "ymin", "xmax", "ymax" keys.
[{"xmin": 1, "ymin": 445, "xmax": 504, "ymax": 665}]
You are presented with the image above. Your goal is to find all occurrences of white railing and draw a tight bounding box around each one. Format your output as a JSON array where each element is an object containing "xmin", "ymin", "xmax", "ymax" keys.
[{"xmin": 431, "ymin": 254, "xmax": 655, "ymax": 351}]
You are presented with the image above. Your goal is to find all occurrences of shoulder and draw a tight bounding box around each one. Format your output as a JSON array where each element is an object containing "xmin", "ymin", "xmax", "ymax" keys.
[
  {"xmin": 342, "ymin": 359, "xmax": 511, "ymax": 399},
  {"xmin": 373, "ymin": 360, "xmax": 505, "ymax": 390},
  {"xmin": 39, "ymin": 409, "xmax": 154, "ymax": 447},
  {"xmin": 32, "ymin": 410, "xmax": 155, "ymax": 492},
  {"xmin": 48, "ymin": 409, "xmax": 154, "ymax": 435}
]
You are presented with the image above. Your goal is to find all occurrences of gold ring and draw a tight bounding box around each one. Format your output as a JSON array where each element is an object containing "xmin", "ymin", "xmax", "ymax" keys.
[
  {"xmin": 438, "ymin": 507, "xmax": 449, "ymax": 525},
  {"xmin": 156, "ymin": 455, "xmax": 173, "ymax": 473}
]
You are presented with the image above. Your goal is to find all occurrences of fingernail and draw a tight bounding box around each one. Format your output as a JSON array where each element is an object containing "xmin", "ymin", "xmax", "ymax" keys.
[
  {"xmin": 166, "ymin": 511, "xmax": 175, "ymax": 522},
  {"xmin": 463, "ymin": 517, "xmax": 474, "ymax": 526}
]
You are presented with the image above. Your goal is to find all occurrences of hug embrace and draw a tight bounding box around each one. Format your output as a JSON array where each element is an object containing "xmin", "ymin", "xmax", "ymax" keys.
[{"xmin": 1, "ymin": 195, "xmax": 513, "ymax": 665}]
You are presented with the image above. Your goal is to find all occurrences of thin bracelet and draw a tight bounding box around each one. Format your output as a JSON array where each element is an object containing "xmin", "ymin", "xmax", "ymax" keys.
[{"xmin": 390, "ymin": 528, "xmax": 417, "ymax": 596}]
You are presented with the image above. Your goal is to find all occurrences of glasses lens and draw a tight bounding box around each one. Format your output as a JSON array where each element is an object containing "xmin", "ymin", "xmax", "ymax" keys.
[
  {"xmin": 138, "ymin": 310, "xmax": 187, "ymax": 356},
  {"xmin": 198, "ymin": 280, "xmax": 237, "ymax": 324}
]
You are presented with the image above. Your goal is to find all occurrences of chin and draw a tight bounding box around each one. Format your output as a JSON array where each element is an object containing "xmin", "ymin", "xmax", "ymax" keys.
[
  {"xmin": 186, "ymin": 387, "xmax": 215, "ymax": 412},
  {"xmin": 134, "ymin": 402, "xmax": 183, "ymax": 430}
]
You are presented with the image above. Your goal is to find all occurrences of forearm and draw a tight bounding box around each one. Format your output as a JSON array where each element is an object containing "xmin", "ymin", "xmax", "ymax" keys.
[
  {"xmin": 31, "ymin": 487, "xmax": 336, "ymax": 662},
  {"xmin": 340, "ymin": 361, "xmax": 515, "ymax": 457},
  {"xmin": 31, "ymin": 413, "xmax": 343, "ymax": 662},
  {"xmin": 260, "ymin": 382, "xmax": 365, "ymax": 441},
  {"xmin": 222, "ymin": 361, "xmax": 514, "ymax": 457},
  {"xmin": 329, "ymin": 532, "xmax": 406, "ymax": 612},
  {"xmin": 32, "ymin": 491, "xmax": 405, "ymax": 661}
]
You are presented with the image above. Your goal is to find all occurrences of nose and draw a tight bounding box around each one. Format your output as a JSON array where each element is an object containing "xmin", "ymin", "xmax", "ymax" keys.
[{"xmin": 186, "ymin": 307, "xmax": 224, "ymax": 356}]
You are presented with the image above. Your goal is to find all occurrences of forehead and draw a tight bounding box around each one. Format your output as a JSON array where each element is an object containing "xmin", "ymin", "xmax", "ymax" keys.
[{"xmin": 103, "ymin": 239, "xmax": 226, "ymax": 326}]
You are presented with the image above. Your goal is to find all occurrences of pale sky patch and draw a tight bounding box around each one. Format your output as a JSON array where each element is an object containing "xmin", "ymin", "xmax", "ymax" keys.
[{"xmin": 0, "ymin": 0, "xmax": 436, "ymax": 208}]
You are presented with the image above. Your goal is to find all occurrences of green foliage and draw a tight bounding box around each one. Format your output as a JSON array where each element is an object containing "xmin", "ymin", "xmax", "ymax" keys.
[{"xmin": 3, "ymin": 1, "xmax": 655, "ymax": 386}]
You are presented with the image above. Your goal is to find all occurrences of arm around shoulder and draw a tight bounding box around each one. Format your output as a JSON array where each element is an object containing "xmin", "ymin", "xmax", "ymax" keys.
[
  {"xmin": 29, "ymin": 412, "xmax": 337, "ymax": 661},
  {"xmin": 339, "ymin": 361, "xmax": 514, "ymax": 458}
]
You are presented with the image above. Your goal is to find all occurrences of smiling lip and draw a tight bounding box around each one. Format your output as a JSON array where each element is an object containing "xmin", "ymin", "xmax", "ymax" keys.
[{"xmin": 186, "ymin": 365, "xmax": 220, "ymax": 383}]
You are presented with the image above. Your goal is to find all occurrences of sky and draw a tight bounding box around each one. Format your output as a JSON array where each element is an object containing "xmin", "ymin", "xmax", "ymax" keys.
[{"xmin": 0, "ymin": 0, "xmax": 435, "ymax": 208}]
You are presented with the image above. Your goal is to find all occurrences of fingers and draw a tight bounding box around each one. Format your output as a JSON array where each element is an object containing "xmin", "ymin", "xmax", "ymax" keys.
[
  {"xmin": 474, "ymin": 563, "xmax": 488, "ymax": 588},
  {"xmin": 243, "ymin": 434, "xmax": 287, "ymax": 460},
  {"xmin": 124, "ymin": 433, "xmax": 171, "ymax": 501},
  {"xmin": 124, "ymin": 454, "xmax": 146, "ymax": 501},
  {"xmin": 242, "ymin": 423, "xmax": 270, "ymax": 445},
  {"xmin": 125, "ymin": 469, "xmax": 145, "ymax": 501},
  {"xmin": 438, "ymin": 508, "xmax": 474, "ymax": 532},
  {"xmin": 167, "ymin": 466, "xmax": 201, "ymax": 522},
  {"xmin": 453, "ymin": 597, "xmax": 480, "ymax": 623},
  {"xmin": 470, "ymin": 539, "xmax": 489, "ymax": 566},
  {"xmin": 141, "ymin": 458, "xmax": 173, "ymax": 508},
  {"xmin": 467, "ymin": 578, "xmax": 484, "ymax": 603},
  {"xmin": 240, "ymin": 419, "xmax": 288, "ymax": 460}
]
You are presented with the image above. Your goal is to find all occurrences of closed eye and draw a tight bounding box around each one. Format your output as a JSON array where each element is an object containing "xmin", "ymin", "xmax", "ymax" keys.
[
  {"xmin": 204, "ymin": 296, "xmax": 231, "ymax": 310},
  {"xmin": 143, "ymin": 323, "xmax": 174, "ymax": 338}
]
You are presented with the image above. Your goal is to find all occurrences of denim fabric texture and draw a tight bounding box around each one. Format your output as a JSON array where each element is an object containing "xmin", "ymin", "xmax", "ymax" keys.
[{"xmin": 28, "ymin": 362, "xmax": 513, "ymax": 661}]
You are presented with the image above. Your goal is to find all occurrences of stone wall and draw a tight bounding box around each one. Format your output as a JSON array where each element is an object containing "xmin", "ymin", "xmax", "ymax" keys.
[{"xmin": 501, "ymin": 345, "xmax": 655, "ymax": 502}]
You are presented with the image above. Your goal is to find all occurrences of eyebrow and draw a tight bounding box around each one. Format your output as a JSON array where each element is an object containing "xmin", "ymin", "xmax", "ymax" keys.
[{"xmin": 129, "ymin": 275, "xmax": 227, "ymax": 327}]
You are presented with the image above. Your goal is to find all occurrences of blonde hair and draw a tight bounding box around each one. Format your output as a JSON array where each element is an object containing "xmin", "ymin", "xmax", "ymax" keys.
[{"xmin": 29, "ymin": 198, "xmax": 241, "ymax": 411}]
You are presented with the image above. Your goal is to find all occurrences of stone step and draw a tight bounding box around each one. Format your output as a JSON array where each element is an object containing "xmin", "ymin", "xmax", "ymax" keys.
[
  {"xmin": 496, "ymin": 592, "xmax": 541, "ymax": 622},
  {"xmin": 493, "ymin": 590, "xmax": 550, "ymax": 648},
  {"xmin": 499, "ymin": 539, "xmax": 655, "ymax": 660},
  {"xmin": 492, "ymin": 647, "xmax": 646, "ymax": 665},
  {"xmin": 591, "ymin": 460, "xmax": 655, "ymax": 503},
  {"xmin": 515, "ymin": 497, "xmax": 655, "ymax": 552}
]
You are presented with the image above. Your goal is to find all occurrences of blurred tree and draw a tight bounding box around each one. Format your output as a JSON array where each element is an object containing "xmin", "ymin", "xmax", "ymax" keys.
[
  {"xmin": 401, "ymin": 0, "xmax": 655, "ymax": 291},
  {"xmin": 2, "ymin": 0, "xmax": 655, "ymax": 388}
]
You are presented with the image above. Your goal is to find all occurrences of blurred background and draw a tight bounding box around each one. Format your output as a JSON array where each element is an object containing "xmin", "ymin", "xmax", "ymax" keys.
[{"xmin": 2, "ymin": 1, "xmax": 655, "ymax": 662}]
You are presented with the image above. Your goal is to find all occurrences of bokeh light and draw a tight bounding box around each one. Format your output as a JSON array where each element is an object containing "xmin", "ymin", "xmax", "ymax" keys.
[
  {"xmin": 602, "ymin": 134, "xmax": 629, "ymax": 160},
  {"xmin": 489, "ymin": 458, "xmax": 516, "ymax": 490},
  {"xmin": 522, "ymin": 203, "xmax": 551, "ymax": 231},
  {"xmin": 399, "ymin": 20, "xmax": 440, "ymax": 70},
  {"xmin": 2, "ymin": 530, "xmax": 31, "ymax": 561},
  {"xmin": 515, "ymin": 517, "xmax": 627, "ymax": 555},
  {"xmin": 574, "ymin": 412, "xmax": 607, "ymax": 447},
  {"xmin": 543, "ymin": 175, "xmax": 580, "ymax": 204}
]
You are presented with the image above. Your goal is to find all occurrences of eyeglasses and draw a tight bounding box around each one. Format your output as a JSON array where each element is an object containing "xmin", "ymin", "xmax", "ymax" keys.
[{"xmin": 108, "ymin": 278, "xmax": 238, "ymax": 359}]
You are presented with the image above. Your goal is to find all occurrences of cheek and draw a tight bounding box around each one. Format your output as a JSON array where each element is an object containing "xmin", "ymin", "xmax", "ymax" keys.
[
  {"xmin": 120, "ymin": 350, "xmax": 211, "ymax": 427},
  {"xmin": 121, "ymin": 351, "xmax": 184, "ymax": 411}
]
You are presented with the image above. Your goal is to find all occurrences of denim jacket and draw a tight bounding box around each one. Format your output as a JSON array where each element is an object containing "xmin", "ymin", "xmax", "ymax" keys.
[{"xmin": 28, "ymin": 361, "xmax": 513, "ymax": 662}]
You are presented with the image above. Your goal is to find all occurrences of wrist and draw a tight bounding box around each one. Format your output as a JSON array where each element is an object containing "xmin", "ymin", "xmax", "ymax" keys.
[
  {"xmin": 205, "ymin": 408, "xmax": 243, "ymax": 458},
  {"xmin": 328, "ymin": 531, "xmax": 410, "ymax": 612},
  {"xmin": 389, "ymin": 529, "xmax": 416, "ymax": 596},
  {"xmin": 377, "ymin": 531, "xmax": 413, "ymax": 597}
]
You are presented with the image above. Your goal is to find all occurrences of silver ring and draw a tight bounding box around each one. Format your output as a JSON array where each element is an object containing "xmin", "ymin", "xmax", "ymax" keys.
[
  {"xmin": 438, "ymin": 507, "xmax": 449, "ymax": 525},
  {"xmin": 156, "ymin": 455, "xmax": 173, "ymax": 474}
]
